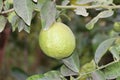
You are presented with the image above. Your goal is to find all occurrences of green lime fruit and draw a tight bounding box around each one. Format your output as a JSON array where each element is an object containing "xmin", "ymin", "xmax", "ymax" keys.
[
  {"xmin": 113, "ymin": 22, "xmax": 120, "ymax": 32},
  {"xmin": 39, "ymin": 22, "xmax": 76, "ymax": 59}
]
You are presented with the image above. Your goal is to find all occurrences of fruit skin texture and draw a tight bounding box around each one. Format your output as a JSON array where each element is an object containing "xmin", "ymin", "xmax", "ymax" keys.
[{"xmin": 39, "ymin": 22, "xmax": 75, "ymax": 59}]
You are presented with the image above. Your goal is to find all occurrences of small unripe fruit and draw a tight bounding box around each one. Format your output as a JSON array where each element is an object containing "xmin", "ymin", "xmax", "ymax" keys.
[{"xmin": 113, "ymin": 22, "xmax": 120, "ymax": 32}]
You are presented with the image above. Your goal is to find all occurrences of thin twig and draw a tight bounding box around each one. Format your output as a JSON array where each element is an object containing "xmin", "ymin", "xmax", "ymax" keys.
[
  {"xmin": 0, "ymin": 8, "xmax": 14, "ymax": 15},
  {"xmin": 0, "ymin": 5, "xmax": 120, "ymax": 15},
  {"xmin": 56, "ymin": 5, "xmax": 120, "ymax": 9},
  {"xmin": 76, "ymin": 60, "xmax": 118, "ymax": 80}
]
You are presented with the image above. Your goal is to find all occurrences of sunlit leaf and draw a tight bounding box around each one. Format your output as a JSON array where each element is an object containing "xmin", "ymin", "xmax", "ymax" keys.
[
  {"xmin": 27, "ymin": 71, "xmax": 66, "ymax": 80},
  {"xmin": 7, "ymin": 0, "xmax": 13, "ymax": 4},
  {"xmin": 40, "ymin": 0, "xmax": 56, "ymax": 30},
  {"xmin": 86, "ymin": 10, "xmax": 113, "ymax": 30},
  {"xmin": 70, "ymin": 76, "xmax": 76, "ymax": 80},
  {"xmin": 60, "ymin": 65, "xmax": 78, "ymax": 76},
  {"xmin": 27, "ymin": 74, "xmax": 44, "ymax": 80},
  {"xmin": 80, "ymin": 60, "xmax": 96, "ymax": 73},
  {"xmin": 4, "ymin": 0, "xmax": 11, "ymax": 11},
  {"xmin": 44, "ymin": 71, "xmax": 65, "ymax": 80},
  {"xmin": 92, "ymin": 70, "xmax": 106, "ymax": 80},
  {"xmin": 0, "ymin": 15, "xmax": 7, "ymax": 32},
  {"xmin": 98, "ymin": 10, "xmax": 114, "ymax": 18},
  {"xmin": 74, "ymin": 7, "xmax": 89, "ymax": 17},
  {"xmin": 86, "ymin": 17, "xmax": 99, "ymax": 30},
  {"xmin": 13, "ymin": 0, "xmax": 35, "ymax": 25},
  {"xmin": 103, "ymin": 61, "xmax": 120, "ymax": 79},
  {"xmin": 62, "ymin": 52, "xmax": 80, "ymax": 73},
  {"xmin": 94, "ymin": 38, "xmax": 116, "ymax": 64},
  {"xmin": 8, "ymin": 12, "xmax": 19, "ymax": 31}
]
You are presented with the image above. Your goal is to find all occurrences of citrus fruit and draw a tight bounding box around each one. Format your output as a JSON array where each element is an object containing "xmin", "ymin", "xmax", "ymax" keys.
[
  {"xmin": 113, "ymin": 22, "xmax": 120, "ymax": 32},
  {"xmin": 39, "ymin": 22, "xmax": 75, "ymax": 59}
]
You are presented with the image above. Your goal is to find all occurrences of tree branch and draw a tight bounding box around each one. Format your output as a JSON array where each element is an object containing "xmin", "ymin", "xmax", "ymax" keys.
[
  {"xmin": 0, "ymin": 8, "xmax": 14, "ymax": 15},
  {"xmin": 76, "ymin": 60, "xmax": 119, "ymax": 80},
  {"xmin": 56, "ymin": 5, "xmax": 120, "ymax": 9},
  {"xmin": 0, "ymin": 5, "xmax": 120, "ymax": 15}
]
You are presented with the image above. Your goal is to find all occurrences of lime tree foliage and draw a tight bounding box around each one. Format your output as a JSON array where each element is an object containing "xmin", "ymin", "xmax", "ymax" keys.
[{"xmin": 1, "ymin": 0, "xmax": 120, "ymax": 80}]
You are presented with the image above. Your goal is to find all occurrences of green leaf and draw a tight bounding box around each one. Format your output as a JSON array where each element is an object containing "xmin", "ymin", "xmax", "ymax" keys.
[
  {"xmin": 35, "ymin": 0, "xmax": 46, "ymax": 11},
  {"xmin": 0, "ymin": 15, "xmax": 7, "ymax": 32},
  {"xmin": 70, "ymin": 76, "xmax": 76, "ymax": 80},
  {"xmin": 115, "ymin": 45, "xmax": 120, "ymax": 53},
  {"xmin": 27, "ymin": 74, "xmax": 44, "ymax": 80},
  {"xmin": 92, "ymin": 70, "xmax": 106, "ymax": 80},
  {"xmin": 4, "ymin": 0, "xmax": 11, "ymax": 11},
  {"xmin": 27, "ymin": 71, "xmax": 66, "ymax": 80},
  {"xmin": 12, "ymin": 67, "xmax": 28, "ymax": 80},
  {"xmin": 24, "ymin": 25, "xmax": 30, "ymax": 33},
  {"xmin": 98, "ymin": 10, "xmax": 114, "ymax": 18},
  {"xmin": 80, "ymin": 60, "xmax": 96, "ymax": 73},
  {"xmin": 18, "ymin": 18, "xmax": 30, "ymax": 33},
  {"xmin": 94, "ymin": 0, "xmax": 113, "ymax": 5},
  {"xmin": 103, "ymin": 61, "xmax": 120, "ymax": 79},
  {"xmin": 7, "ymin": 0, "xmax": 13, "ymax": 4},
  {"xmin": 44, "ymin": 71, "xmax": 64, "ymax": 80},
  {"xmin": 94, "ymin": 38, "xmax": 116, "ymax": 64},
  {"xmin": 74, "ymin": 7, "xmax": 89, "ymax": 16},
  {"xmin": 60, "ymin": 65, "xmax": 78, "ymax": 76},
  {"xmin": 40, "ymin": 0, "xmax": 56, "ymax": 29},
  {"xmin": 109, "ymin": 46, "xmax": 120, "ymax": 61},
  {"xmin": 62, "ymin": 0, "xmax": 70, "ymax": 6},
  {"xmin": 86, "ymin": 10, "xmax": 113, "ymax": 30},
  {"xmin": 0, "ymin": 0, "xmax": 3, "ymax": 12},
  {"xmin": 8, "ymin": 12, "xmax": 19, "ymax": 31},
  {"xmin": 62, "ymin": 52, "xmax": 80, "ymax": 73},
  {"xmin": 13, "ymin": 0, "xmax": 35, "ymax": 25},
  {"xmin": 11, "ymin": 15, "xmax": 19, "ymax": 31},
  {"xmin": 8, "ymin": 12, "xmax": 30, "ymax": 33},
  {"xmin": 76, "ymin": 0, "xmax": 95, "ymax": 4},
  {"xmin": 86, "ymin": 17, "xmax": 99, "ymax": 30}
]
